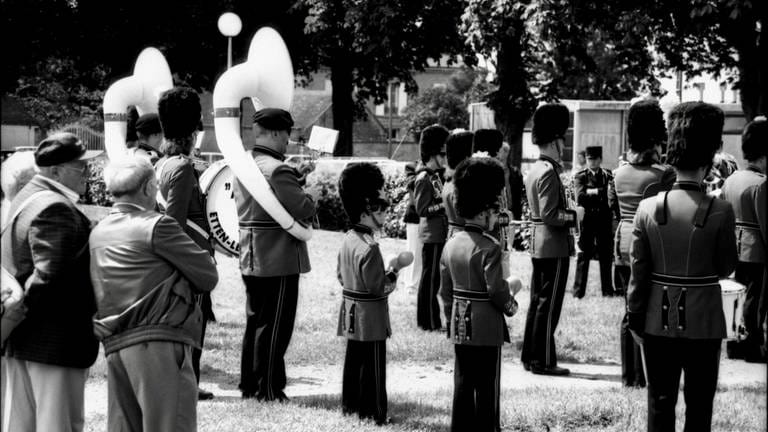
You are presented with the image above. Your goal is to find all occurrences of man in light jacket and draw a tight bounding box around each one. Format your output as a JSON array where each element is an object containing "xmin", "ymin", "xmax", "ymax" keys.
[{"xmin": 90, "ymin": 157, "xmax": 218, "ymax": 432}]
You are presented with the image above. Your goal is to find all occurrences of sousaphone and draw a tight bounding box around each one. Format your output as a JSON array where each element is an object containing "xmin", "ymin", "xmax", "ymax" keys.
[{"xmin": 103, "ymin": 48, "xmax": 173, "ymax": 160}]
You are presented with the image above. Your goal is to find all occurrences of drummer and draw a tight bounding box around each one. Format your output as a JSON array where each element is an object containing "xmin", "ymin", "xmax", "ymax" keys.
[
  {"xmin": 155, "ymin": 86, "xmax": 217, "ymax": 401},
  {"xmin": 627, "ymin": 102, "xmax": 738, "ymax": 432}
]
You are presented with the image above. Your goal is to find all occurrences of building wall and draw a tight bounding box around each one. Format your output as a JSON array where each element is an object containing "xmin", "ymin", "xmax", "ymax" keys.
[{"xmin": 1, "ymin": 125, "xmax": 40, "ymax": 152}]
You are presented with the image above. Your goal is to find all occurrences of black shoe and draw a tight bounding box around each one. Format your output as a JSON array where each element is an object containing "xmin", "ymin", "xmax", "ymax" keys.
[
  {"xmin": 375, "ymin": 416, "xmax": 394, "ymax": 426},
  {"xmin": 531, "ymin": 365, "xmax": 570, "ymax": 376},
  {"xmin": 198, "ymin": 388, "xmax": 214, "ymax": 400}
]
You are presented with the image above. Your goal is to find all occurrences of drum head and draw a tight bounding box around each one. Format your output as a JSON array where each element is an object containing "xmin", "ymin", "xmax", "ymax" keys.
[{"xmin": 201, "ymin": 161, "xmax": 240, "ymax": 257}]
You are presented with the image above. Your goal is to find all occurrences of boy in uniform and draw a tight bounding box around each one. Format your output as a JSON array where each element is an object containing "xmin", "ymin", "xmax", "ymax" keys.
[
  {"xmin": 413, "ymin": 124, "xmax": 450, "ymax": 330},
  {"xmin": 337, "ymin": 163, "xmax": 411, "ymax": 425},
  {"xmin": 440, "ymin": 157, "xmax": 518, "ymax": 432}
]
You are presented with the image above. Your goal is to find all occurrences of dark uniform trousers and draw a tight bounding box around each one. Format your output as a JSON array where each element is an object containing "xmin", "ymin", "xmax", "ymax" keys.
[
  {"xmin": 521, "ymin": 257, "xmax": 569, "ymax": 368},
  {"xmin": 573, "ymin": 214, "xmax": 614, "ymax": 297},
  {"xmin": 736, "ymin": 262, "xmax": 766, "ymax": 359},
  {"xmin": 342, "ymin": 340, "xmax": 387, "ymax": 422},
  {"xmin": 644, "ymin": 336, "xmax": 721, "ymax": 432},
  {"xmin": 418, "ymin": 243, "xmax": 444, "ymax": 330},
  {"xmin": 452, "ymin": 345, "xmax": 502, "ymax": 432},
  {"xmin": 240, "ymin": 274, "xmax": 299, "ymax": 400}
]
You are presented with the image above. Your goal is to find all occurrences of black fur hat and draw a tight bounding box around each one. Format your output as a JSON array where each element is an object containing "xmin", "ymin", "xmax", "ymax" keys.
[
  {"xmin": 532, "ymin": 103, "xmax": 569, "ymax": 145},
  {"xmin": 158, "ymin": 87, "xmax": 202, "ymax": 140},
  {"xmin": 666, "ymin": 102, "xmax": 724, "ymax": 170},
  {"xmin": 454, "ymin": 157, "xmax": 505, "ymax": 219},
  {"xmin": 472, "ymin": 129, "xmax": 503, "ymax": 157},
  {"xmin": 627, "ymin": 99, "xmax": 666, "ymax": 152},
  {"xmin": 419, "ymin": 124, "xmax": 449, "ymax": 163},
  {"xmin": 742, "ymin": 116, "xmax": 768, "ymax": 161},
  {"xmin": 446, "ymin": 131, "xmax": 474, "ymax": 169},
  {"xmin": 338, "ymin": 163, "xmax": 385, "ymax": 224}
]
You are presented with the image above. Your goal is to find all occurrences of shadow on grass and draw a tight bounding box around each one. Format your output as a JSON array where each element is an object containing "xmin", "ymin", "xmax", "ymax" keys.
[
  {"xmin": 293, "ymin": 393, "xmax": 451, "ymax": 432},
  {"xmin": 565, "ymin": 371, "xmax": 622, "ymax": 383}
]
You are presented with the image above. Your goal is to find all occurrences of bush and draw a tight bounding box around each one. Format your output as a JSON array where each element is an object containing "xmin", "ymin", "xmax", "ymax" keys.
[
  {"xmin": 83, "ymin": 156, "xmax": 113, "ymax": 206},
  {"xmin": 304, "ymin": 168, "xmax": 409, "ymax": 239}
]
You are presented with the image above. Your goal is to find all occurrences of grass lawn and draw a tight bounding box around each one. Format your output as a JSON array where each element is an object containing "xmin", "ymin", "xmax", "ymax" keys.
[{"xmin": 84, "ymin": 230, "xmax": 766, "ymax": 431}]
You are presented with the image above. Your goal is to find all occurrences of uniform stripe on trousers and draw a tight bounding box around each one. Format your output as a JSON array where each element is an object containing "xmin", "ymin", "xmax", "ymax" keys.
[
  {"xmin": 266, "ymin": 276, "xmax": 287, "ymax": 400},
  {"xmin": 546, "ymin": 259, "xmax": 564, "ymax": 366}
]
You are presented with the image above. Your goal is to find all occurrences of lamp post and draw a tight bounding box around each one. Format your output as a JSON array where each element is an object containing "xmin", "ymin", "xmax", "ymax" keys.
[{"xmin": 218, "ymin": 12, "xmax": 242, "ymax": 70}]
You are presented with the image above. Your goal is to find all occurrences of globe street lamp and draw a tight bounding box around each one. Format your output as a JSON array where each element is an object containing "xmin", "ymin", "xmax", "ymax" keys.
[{"xmin": 218, "ymin": 12, "xmax": 242, "ymax": 70}]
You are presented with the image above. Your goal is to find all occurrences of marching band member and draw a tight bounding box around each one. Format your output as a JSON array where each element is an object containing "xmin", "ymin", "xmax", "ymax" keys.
[
  {"xmin": 129, "ymin": 113, "xmax": 163, "ymax": 164},
  {"xmin": 572, "ymin": 146, "xmax": 617, "ymax": 298},
  {"xmin": 521, "ymin": 103, "xmax": 578, "ymax": 376},
  {"xmin": 155, "ymin": 86, "xmax": 216, "ymax": 400},
  {"xmin": 402, "ymin": 160, "xmax": 424, "ymax": 293},
  {"xmin": 336, "ymin": 163, "xmax": 406, "ymax": 425},
  {"xmin": 721, "ymin": 116, "xmax": 767, "ymax": 362},
  {"xmin": 91, "ymin": 157, "xmax": 218, "ymax": 431},
  {"xmin": 234, "ymin": 108, "xmax": 316, "ymax": 401},
  {"xmin": 608, "ymin": 99, "xmax": 675, "ymax": 388},
  {"xmin": 413, "ymin": 124, "xmax": 449, "ymax": 331},
  {"xmin": 440, "ymin": 157, "xmax": 517, "ymax": 432},
  {"xmin": 442, "ymin": 130, "xmax": 474, "ymax": 239},
  {"xmin": 627, "ymin": 102, "xmax": 738, "ymax": 432}
]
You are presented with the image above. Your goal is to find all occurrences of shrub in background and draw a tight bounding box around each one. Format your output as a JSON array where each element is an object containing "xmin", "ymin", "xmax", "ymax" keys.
[{"xmin": 84, "ymin": 156, "xmax": 113, "ymax": 206}]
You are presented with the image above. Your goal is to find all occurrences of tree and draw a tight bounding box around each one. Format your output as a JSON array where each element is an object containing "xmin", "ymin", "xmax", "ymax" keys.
[
  {"xmin": 295, "ymin": 0, "xmax": 469, "ymax": 156},
  {"xmin": 402, "ymin": 87, "xmax": 470, "ymax": 140},
  {"xmin": 462, "ymin": 0, "xmax": 662, "ymax": 168},
  {"xmin": 619, "ymin": 0, "xmax": 766, "ymax": 120}
]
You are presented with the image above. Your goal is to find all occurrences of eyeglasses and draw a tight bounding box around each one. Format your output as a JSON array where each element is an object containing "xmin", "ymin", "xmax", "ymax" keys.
[{"xmin": 60, "ymin": 164, "xmax": 88, "ymax": 176}]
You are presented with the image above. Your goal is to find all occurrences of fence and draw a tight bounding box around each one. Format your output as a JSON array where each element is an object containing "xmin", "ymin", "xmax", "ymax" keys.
[{"xmin": 57, "ymin": 123, "xmax": 105, "ymax": 151}]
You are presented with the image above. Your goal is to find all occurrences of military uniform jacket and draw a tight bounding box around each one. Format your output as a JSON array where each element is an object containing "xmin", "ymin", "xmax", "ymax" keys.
[
  {"xmin": 155, "ymin": 154, "xmax": 212, "ymax": 254},
  {"xmin": 336, "ymin": 225, "xmax": 395, "ymax": 341},
  {"xmin": 721, "ymin": 165, "xmax": 766, "ymax": 263},
  {"xmin": 233, "ymin": 146, "xmax": 316, "ymax": 277},
  {"xmin": 442, "ymin": 179, "xmax": 464, "ymax": 239},
  {"xmin": 609, "ymin": 155, "xmax": 676, "ymax": 265},
  {"xmin": 573, "ymin": 167, "xmax": 615, "ymax": 218},
  {"xmin": 439, "ymin": 223, "xmax": 514, "ymax": 346},
  {"xmin": 524, "ymin": 155, "xmax": 576, "ymax": 258},
  {"xmin": 627, "ymin": 182, "xmax": 738, "ymax": 339},
  {"xmin": 413, "ymin": 167, "xmax": 447, "ymax": 244}
]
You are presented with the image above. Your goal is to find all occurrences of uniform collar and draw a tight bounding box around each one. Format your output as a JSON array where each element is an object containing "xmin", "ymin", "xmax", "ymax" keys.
[
  {"xmin": 251, "ymin": 145, "xmax": 286, "ymax": 161},
  {"xmin": 36, "ymin": 175, "xmax": 80, "ymax": 204},
  {"xmin": 351, "ymin": 224, "xmax": 373, "ymax": 235},
  {"xmin": 464, "ymin": 223, "xmax": 485, "ymax": 233},
  {"xmin": 538, "ymin": 154, "xmax": 562, "ymax": 169},
  {"xmin": 673, "ymin": 181, "xmax": 704, "ymax": 192}
]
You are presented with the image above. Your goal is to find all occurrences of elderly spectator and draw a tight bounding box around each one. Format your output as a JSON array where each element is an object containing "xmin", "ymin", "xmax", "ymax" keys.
[
  {"xmin": 1, "ymin": 132, "xmax": 100, "ymax": 432},
  {"xmin": 90, "ymin": 157, "xmax": 218, "ymax": 431},
  {"xmin": 1, "ymin": 151, "xmax": 38, "ymax": 224}
]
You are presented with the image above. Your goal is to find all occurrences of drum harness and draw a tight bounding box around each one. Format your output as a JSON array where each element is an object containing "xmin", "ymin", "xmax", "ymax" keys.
[{"xmin": 650, "ymin": 186, "xmax": 718, "ymax": 331}]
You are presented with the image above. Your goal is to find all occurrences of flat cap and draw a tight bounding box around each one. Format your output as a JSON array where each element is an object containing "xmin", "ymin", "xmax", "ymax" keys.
[
  {"xmin": 253, "ymin": 108, "xmax": 294, "ymax": 131},
  {"xmin": 35, "ymin": 132, "xmax": 101, "ymax": 167}
]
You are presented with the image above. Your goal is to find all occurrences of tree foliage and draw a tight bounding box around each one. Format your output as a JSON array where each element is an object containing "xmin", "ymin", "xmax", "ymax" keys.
[
  {"xmin": 295, "ymin": 0, "xmax": 470, "ymax": 155},
  {"xmin": 402, "ymin": 87, "xmax": 469, "ymax": 140}
]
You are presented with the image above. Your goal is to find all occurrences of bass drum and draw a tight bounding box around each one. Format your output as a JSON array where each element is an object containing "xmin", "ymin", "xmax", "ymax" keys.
[{"xmin": 200, "ymin": 160, "xmax": 240, "ymax": 257}]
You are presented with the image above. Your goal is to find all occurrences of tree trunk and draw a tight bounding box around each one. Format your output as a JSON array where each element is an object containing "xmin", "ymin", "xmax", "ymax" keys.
[
  {"xmin": 331, "ymin": 60, "xmax": 354, "ymax": 156},
  {"xmin": 489, "ymin": 18, "xmax": 535, "ymax": 169}
]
